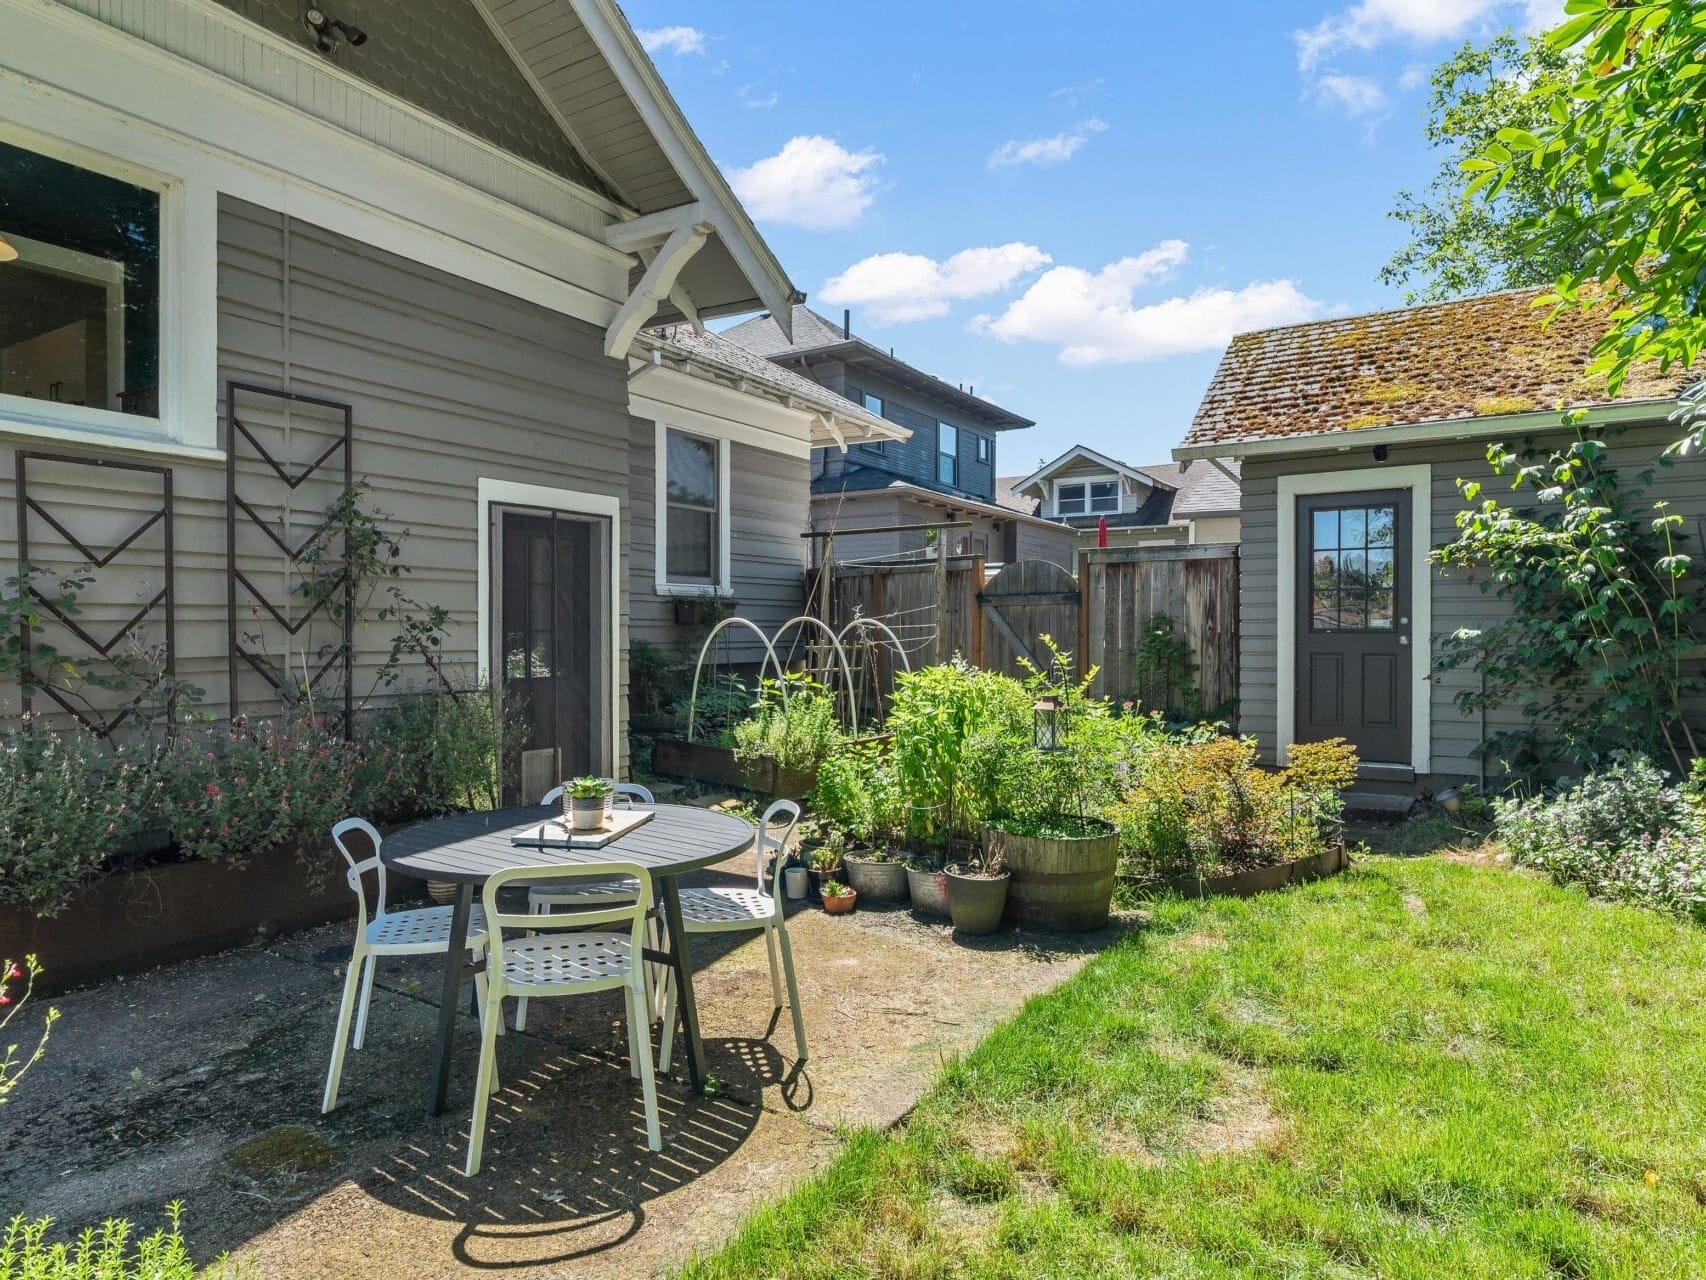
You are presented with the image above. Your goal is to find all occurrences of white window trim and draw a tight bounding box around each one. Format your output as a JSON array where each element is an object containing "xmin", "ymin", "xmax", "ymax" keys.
[
  {"xmin": 1276, "ymin": 464, "xmax": 1432, "ymax": 772},
  {"xmin": 0, "ymin": 123, "xmax": 218, "ymax": 451},
  {"xmin": 1054, "ymin": 473, "xmax": 1121, "ymax": 517},
  {"xmin": 654, "ymin": 420, "xmax": 733, "ymax": 598},
  {"xmin": 475, "ymin": 478, "xmax": 622, "ymax": 776}
]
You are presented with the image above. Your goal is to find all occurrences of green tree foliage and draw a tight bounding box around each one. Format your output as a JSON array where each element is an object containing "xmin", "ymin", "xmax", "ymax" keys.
[
  {"xmin": 1382, "ymin": 33, "xmax": 1591, "ymax": 302},
  {"xmin": 1466, "ymin": 1, "xmax": 1706, "ymax": 417}
]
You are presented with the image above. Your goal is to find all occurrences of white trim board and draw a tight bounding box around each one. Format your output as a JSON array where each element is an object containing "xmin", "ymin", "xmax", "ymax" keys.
[
  {"xmin": 1275, "ymin": 464, "xmax": 1432, "ymax": 772},
  {"xmin": 652, "ymin": 420, "xmax": 734, "ymax": 598},
  {"xmin": 476, "ymin": 479, "xmax": 624, "ymax": 776}
]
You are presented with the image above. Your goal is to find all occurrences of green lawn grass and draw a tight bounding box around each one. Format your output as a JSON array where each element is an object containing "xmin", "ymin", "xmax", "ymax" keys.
[{"xmin": 679, "ymin": 856, "xmax": 1706, "ymax": 1278}]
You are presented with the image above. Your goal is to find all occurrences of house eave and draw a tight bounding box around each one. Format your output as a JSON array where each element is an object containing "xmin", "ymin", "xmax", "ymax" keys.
[
  {"xmin": 1013, "ymin": 443, "xmax": 1163, "ymax": 494},
  {"xmin": 1173, "ymin": 398, "xmax": 1681, "ymax": 463},
  {"xmin": 833, "ymin": 480, "xmax": 1068, "ymax": 531},
  {"xmin": 784, "ymin": 342, "xmax": 1032, "ymax": 429}
]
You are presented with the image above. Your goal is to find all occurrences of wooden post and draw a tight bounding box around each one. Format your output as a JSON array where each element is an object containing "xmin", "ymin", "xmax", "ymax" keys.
[
  {"xmin": 819, "ymin": 531, "xmax": 834, "ymax": 623},
  {"xmin": 1078, "ymin": 553, "xmax": 1093, "ymax": 688},
  {"xmin": 969, "ymin": 555, "xmax": 986, "ymax": 669},
  {"xmin": 934, "ymin": 533, "xmax": 949, "ymax": 664}
]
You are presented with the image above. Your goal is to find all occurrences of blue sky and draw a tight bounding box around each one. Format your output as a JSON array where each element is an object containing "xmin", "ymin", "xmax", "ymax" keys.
[{"xmin": 625, "ymin": 0, "xmax": 1558, "ymax": 473}]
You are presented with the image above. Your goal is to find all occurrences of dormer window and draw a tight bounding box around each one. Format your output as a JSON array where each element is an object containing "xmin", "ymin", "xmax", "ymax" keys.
[{"xmin": 1056, "ymin": 478, "xmax": 1120, "ymax": 517}]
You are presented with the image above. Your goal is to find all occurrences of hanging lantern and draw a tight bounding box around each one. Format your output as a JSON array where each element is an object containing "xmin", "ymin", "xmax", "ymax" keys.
[{"xmin": 1032, "ymin": 693, "xmax": 1064, "ymax": 752}]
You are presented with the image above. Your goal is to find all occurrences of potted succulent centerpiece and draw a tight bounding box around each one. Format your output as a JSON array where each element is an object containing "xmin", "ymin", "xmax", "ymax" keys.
[
  {"xmin": 565, "ymin": 776, "xmax": 613, "ymax": 832},
  {"xmin": 820, "ymin": 878, "xmax": 857, "ymax": 915}
]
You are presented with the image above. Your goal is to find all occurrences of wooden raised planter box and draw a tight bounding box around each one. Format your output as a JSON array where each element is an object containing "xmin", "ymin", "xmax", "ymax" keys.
[
  {"xmin": 650, "ymin": 736, "xmax": 816, "ymax": 799},
  {"xmin": 2, "ymin": 829, "xmax": 417, "ymax": 996},
  {"xmin": 1124, "ymin": 844, "xmax": 1349, "ymax": 901}
]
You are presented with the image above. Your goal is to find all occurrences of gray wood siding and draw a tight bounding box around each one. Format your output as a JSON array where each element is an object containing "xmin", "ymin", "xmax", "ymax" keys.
[
  {"xmin": 629, "ymin": 421, "xmax": 810, "ymax": 661},
  {"xmin": 1012, "ymin": 519, "xmax": 1076, "ymax": 569},
  {"xmin": 829, "ymin": 366, "xmax": 998, "ymax": 502},
  {"xmin": 1239, "ymin": 418, "xmax": 1703, "ymax": 778}
]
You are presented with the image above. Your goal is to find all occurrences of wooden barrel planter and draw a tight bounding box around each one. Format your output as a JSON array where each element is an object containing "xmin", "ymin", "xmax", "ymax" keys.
[{"xmin": 982, "ymin": 818, "xmax": 1120, "ymax": 932}]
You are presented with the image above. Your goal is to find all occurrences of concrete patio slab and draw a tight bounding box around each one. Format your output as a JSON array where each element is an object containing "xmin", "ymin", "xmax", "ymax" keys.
[{"xmin": 0, "ymin": 849, "xmax": 1129, "ymax": 1278}]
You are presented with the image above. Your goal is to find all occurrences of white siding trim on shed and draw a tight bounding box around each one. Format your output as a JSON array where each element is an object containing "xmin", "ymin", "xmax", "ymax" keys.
[{"xmin": 1276, "ymin": 464, "xmax": 1432, "ymax": 772}]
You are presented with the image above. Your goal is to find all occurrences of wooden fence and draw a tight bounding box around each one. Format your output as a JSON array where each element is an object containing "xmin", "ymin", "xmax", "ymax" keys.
[{"xmin": 815, "ymin": 544, "xmax": 1240, "ymax": 718}]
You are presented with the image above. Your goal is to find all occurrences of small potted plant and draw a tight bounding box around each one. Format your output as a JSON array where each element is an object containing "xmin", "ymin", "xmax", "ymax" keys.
[
  {"xmin": 903, "ymin": 850, "xmax": 948, "ymax": 917},
  {"xmin": 944, "ymin": 842, "xmax": 1008, "ymax": 935},
  {"xmin": 820, "ymin": 879, "xmax": 857, "ymax": 915},
  {"xmin": 842, "ymin": 843, "xmax": 910, "ymax": 904},
  {"xmin": 565, "ymin": 776, "xmax": 612, "ymax": 832},
  {"xmin": 805, "ymin": 830, "xmax": 845, "ymax": 900}
]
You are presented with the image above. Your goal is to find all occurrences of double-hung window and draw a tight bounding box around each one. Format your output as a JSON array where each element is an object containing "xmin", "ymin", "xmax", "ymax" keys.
[
  {"xmin": 937, "ymin": 421, "xmax": 959, "ymax": 486},
  {"xmin": 0, "ymin": 137, "xmax": 162, "ymax": 426},
  {"xmin": 662, "ymin": 427, "xmax": 724, "ymax": 590},
  {"xmin": 1089, "ymin": 481, "xmax": 1120, "ymax": 513},
  {"xmin": 1056, "ymin": 482, "xmax": 1087, "ymax": 516},
  {"xmin": 1057, "ymin": 478, "xmax": 1120, "ymax": 517}
]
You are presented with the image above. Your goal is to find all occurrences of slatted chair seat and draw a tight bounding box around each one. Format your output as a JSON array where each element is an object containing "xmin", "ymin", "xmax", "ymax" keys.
[
  {"xmin": 676, "ymin": 886, "xmax": 773, "ymax": 927},
  {"xmin": 365, "ymin": 904, "xmax": 489, "ymax": 953},
  {"xmin": 500, "ymin": 932, "xmax": 632, "ymax": 988}
]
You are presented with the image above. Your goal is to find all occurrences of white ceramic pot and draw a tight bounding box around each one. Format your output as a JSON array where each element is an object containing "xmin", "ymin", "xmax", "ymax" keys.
[{"xmin": 783, "ymin": 865, "xmax": 810, "ymax": 900}]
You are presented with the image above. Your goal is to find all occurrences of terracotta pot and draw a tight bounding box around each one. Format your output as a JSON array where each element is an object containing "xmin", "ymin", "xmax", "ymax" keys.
[
  {"xmin": 983, "ymin": 819, "xmax": 1120, "ymax": 932},
  {"xmin": 843, "ymin": 852, "xmax": 909, "ymax": 904},
  {"xmin": 427, "ymin": 880, "xmax": 459, "ymax": 905},
  {"xmin": 906, "ymin": 865, "xmax": 949, "ymax": 917},
  {"xmin": 821, "ymin": 888, "xmax": 857, "ymax": 915},
  {"xmin": 944, "ymin": 866, "xmax": 1009, "ymax": 935}
]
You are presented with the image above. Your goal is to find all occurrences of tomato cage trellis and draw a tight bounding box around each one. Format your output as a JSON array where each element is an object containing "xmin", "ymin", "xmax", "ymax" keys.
[{"xmin": 683, "ymin": 614, "xmax": 911, "ymax": 743}]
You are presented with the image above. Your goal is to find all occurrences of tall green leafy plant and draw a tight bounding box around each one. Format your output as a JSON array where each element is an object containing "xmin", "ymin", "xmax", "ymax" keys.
[
  {"xmin": 731, "ymin": 674, "xmax": 844, "ymax": 775},
  {"xmin": 1434, "ymin": 427, "xmax": 1703, "ymax": 772},
  {"xmin": 886, "ymin": 660, "xmax": 1029, "ymax": 841}
]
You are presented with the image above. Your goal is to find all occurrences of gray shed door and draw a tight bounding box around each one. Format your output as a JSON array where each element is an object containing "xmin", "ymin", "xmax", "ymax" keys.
[
  {"xmin": 495, "ymin": 508, "xmax": 607, "ymax": 801},
  {"xmin": 1296, "ymin": 492, "xmax": 1410, "ymax": 765}
]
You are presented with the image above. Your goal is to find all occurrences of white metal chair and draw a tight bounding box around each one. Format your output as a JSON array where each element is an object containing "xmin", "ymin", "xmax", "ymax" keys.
[
  {"xmin": 657, "ymin": 799, "xmax": 806, "ymax": 1072},
  {"xmin": 517, "ymin": 782, "xmax": 657, "ymax": 1032},
  {"xmin": 466, "ymin": 860, "xmax": 662, "ymax": 1176},
  {"xmin": 321, "ymin": 817, "xmax": 491, "ymax": 1114}
]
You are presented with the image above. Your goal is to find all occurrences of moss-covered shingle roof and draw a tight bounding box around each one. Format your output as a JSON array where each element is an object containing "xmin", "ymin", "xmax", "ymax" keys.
[{"xmin": 1181, "ymin": 288, "xmax": 1693, "ymax": 451}]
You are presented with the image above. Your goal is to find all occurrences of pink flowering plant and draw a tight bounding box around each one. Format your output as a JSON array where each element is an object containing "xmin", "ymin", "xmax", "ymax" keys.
[
  {"xmin": 0, "ymin": 952, "xmax": 56, "ymax": 1108},
  {"xmin": 1495, "ymin": 755, "xmax": 1706, "ymax": 921},
  {"xmin": 164, "ymin": 713, "xmax": 354, "ymax": 864}
]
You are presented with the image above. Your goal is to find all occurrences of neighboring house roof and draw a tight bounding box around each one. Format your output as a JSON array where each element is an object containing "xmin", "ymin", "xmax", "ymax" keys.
[
  {"xmin": 473, "ymin": 0, "xmax": 798, "ymax": 328},
  {"xmin": 813, "ymin": 465, "xmax": 1063, "ymax": 529},
  {"xmin": 994, "ymin": 475, "xmax": 1039, "ymax": 516},
  {"xmin": 721, "ymin": 305, "xmax": 1035, "ymax": 430},
  {"xmin": 1138, "ymin": 459, "xmax": 1242, "ymax": 517},
  {"xmin": 1011, "ymin": 444, "xmax": 1166, "ymax": 496},
  {"xmin": 636, "ymin": 325, "xmax": 908, "ymax": 447},
  {"xmin": 1180, "ymin": 287, "xmax": 1694, "ymax": 456}
]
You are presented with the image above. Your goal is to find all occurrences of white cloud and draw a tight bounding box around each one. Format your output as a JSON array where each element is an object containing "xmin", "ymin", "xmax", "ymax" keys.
[
  {"xmin": 1314, "ymin": 73, "xmax": 1389, "ymax": 115},
  {"xmin": 1050, "ymin": 79, "xmax": 1105, "ymax": 108},
  {"xmin": 1295, "ymin": 0, "xmax": 1501, "ymax": 74},
  {"xmin": 637, "ymin": 25, "xmax": 707, "ymax": 56},
  {"xmin": 821, "ymin": 243, "xmax": 1052, "ymax": 324},
  {"xmin": 988, "ymin": 118, "xmax": 1108, "ymax": 169},
  {"xmin": 728, "ymin": 136, "xmax": 883, "ymax": 230},
  {"xmin": 737, "ymin": 83, "xmax": 780, "ymax": 109},
  {"xmin": 1397, "ymin": 63, "xmax": 1429, "ymax": 92},
  {"xmin": 976, "ymin": 242, "xmax": 1322, "ymax": 365},
  {"xmin": 1522, "ymin": 0, "xmax": 1565, "ymax": 32}
]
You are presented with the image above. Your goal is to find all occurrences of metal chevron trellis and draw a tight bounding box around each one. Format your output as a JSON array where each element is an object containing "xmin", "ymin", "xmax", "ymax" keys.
[
  {"xmin": 225, "ymin": 380, "xmax": 354, "ymax": 727},
  {"xmin": 15, "ymin": 448, "xmax": 175, "ymax": 739}
]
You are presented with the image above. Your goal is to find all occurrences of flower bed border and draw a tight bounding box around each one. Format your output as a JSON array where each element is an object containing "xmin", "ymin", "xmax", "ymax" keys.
[
  {"xmin": 1122, "ymin": 844, "xmax": 1349, "ymax": 901},
  {"xmin": 2, "ymin": 829, "xmax": 416, "ymax": 996},
  {"xmin": 650, "ymin": 736, "xmax": 815, "ymax": 799}
]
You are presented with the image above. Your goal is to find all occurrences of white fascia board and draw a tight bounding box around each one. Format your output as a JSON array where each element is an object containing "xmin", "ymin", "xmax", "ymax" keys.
[
  {"xmin": 1173, "ymin": 398, "xmax": 1681, "ymax": 463},
  {"xmin": 1, "ymin": 0, "xmax": 631, "ymax": 321},
  {"xmin": 569, "ymin": 0, "xmax": 798, "ymax": 333},
  {"xmin": 1014, "ymin": 443, "xmax": 1158, "ymax": 494},
  {"xmin": 629, "ymin": 369, "xmax": 812, "ymax": 460},
  {"xmin": 883, "ymin": 481, "xmax": 1068, "ymax": 531}
]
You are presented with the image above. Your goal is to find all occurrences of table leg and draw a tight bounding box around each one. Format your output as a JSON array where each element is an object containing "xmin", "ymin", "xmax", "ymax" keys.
[
  {"xmin": 659, "ymin": 876, "xmax": 708, "ymax": 1093},
  {"xmin": 428, "ymin": 882, "xmax": 474, "ymax": 1116}
]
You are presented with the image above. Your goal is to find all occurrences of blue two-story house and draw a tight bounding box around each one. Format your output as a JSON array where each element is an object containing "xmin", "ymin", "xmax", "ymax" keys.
[{"xmin": 721, "ymin": 305, "xmax": 1074, "ymax": 567}]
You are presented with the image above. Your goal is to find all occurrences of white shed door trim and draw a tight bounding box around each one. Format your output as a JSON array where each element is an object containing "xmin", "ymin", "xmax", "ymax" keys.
[{"xmin": 1276, "ymin": 463, "xmax": 1431, "ymax": 772}]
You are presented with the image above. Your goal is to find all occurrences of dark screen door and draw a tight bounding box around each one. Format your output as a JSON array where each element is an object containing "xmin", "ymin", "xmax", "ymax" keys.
[
  {"xmin": 1296, "ymin": 491, "xmax": 1410, "ymax": 765},
  {"xmin": 496, "ymin": 509, "xmax": 605, "ymax": 801}
]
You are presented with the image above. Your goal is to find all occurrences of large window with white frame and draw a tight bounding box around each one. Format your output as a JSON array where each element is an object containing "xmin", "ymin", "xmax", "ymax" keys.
[
  {"xmin": 1056, "ymin": 478, "xmax": 1120, "ymax": 517},
  {"xmin": 0, "ymin": 137, "xmax": 162, "ymax": 425},
  {"xmin": 658, "ymin": 425, "xmax": 730, "ymax": 593}
]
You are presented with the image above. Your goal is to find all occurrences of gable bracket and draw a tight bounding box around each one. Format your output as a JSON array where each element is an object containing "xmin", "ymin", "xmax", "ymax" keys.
[{"xmin": 605, "ymin": 215, "xmax": 711, "ymax": 359}]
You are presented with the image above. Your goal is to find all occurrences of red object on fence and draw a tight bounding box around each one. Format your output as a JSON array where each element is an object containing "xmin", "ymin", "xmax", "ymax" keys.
[{"xmin": 1097, "ymin": 516, "xmax": 1109, "ymax": 548}]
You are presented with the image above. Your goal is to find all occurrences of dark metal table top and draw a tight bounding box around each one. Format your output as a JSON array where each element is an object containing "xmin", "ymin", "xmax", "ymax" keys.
[{"xmin": 381, "ymin": 804, "xmax": 755, "ymax": 885}]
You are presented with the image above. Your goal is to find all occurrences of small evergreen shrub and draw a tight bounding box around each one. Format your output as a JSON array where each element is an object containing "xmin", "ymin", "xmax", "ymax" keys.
[{"xmin": 1495, "ymin": 755, "xmax": 1706, "ymax": 920}]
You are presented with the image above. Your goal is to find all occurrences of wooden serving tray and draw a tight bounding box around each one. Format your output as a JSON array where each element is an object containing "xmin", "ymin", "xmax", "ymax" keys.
[{"xmin": 509, "ymin": 807, "xmax": 655, "ymax": 849}]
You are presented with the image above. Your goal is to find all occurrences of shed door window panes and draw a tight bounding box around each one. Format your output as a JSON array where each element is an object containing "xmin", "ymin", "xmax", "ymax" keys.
[
  {"xmin": 665, "ymin": 430, "xmax": 719, "ymax": 584},
  {"xmin": 1057, "ymin": 482, "xmax": 1087, "ymax": 516},
  {"xmin": 0, "ymin": 139, "xmax": 160, "ymax": 419},
  {"xmin": 937, "ymin": 422, "xmax": 959, "ymax": 486},
  {"xmin": 1089, "ymin": 481, "xmax": 1119, "ymax": 514},
  {"xmin": 1309, "ymin": 504, "xmax": 1396, "ymax": 631}
]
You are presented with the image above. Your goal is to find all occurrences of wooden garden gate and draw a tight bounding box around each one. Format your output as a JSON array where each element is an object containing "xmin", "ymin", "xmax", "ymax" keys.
[{"xmin": 978, "ymin": 559, "xmax": 1081, "ymax": 678}]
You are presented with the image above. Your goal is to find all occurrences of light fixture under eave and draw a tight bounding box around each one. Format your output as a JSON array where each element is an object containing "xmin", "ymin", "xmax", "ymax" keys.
[{"xmin": 0, "ymin": 234, "xmax": 17, "ymax": 263}]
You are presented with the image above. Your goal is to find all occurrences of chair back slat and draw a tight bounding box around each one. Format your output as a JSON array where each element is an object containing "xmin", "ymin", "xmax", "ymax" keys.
[
  {"xmin": 539, "ymin": 780, "xmax": 654, "ymax": 811},
  {"xmin": 480, "ymin": 860, "xmax": 653, "ymax": 964},
  {"xmin": 756, "ymin": 800, "xmax": 801, "ymax": 896},
  {"xmin": 331, "ymin": 817, "xmax": 386, "ymax": 921}
]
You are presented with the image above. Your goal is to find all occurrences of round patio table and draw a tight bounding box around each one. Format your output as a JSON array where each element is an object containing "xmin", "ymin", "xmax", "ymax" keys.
[{"xmin": 382, "ymin": 803, "xmax": 756, "ymax": 1114}]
